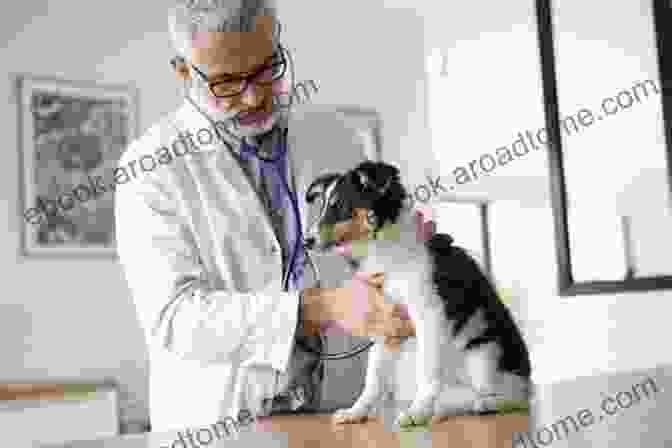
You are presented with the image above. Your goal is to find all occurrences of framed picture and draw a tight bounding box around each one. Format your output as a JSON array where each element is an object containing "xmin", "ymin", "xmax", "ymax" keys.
[{"xmin": 16, "ymin": 75, "xmax": 139, "ymax": 257}]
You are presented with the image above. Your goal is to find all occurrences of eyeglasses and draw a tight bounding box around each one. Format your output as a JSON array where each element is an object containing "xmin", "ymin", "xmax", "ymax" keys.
[{"xmin": 189, "ymin": 46, "xmax": 287, "ymax": 98}]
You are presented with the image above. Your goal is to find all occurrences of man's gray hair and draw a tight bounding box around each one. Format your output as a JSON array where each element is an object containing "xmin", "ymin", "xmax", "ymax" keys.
[{"xmin": 168, "ymin": 0, "xmax": 279, "ymax": 58}]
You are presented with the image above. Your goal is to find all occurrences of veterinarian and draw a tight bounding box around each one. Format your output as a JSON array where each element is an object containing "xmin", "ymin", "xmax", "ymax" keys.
[{"xmin": 115, "ymin": 0, "xmax": 414, "ymax": 433}]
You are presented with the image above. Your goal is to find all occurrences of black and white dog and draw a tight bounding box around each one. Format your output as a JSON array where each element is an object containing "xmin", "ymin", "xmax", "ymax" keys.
[{"xmin": 304, "ymin": 161, "xmax": 532, "ymax": 427}]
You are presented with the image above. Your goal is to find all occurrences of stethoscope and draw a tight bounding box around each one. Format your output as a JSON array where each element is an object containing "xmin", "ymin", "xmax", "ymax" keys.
[
  {"xmin": 184, "ymin": 84, "xmax": 374, "ymax": 360},
  {"xmin": 238, "ymin": 126, "xmax": 375, "ymax": 361}
]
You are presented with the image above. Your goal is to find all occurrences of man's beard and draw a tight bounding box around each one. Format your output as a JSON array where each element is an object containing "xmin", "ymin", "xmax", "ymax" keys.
[{"xmin": 189, "ymin": 81, "xmax": 284, "ymax": 142}]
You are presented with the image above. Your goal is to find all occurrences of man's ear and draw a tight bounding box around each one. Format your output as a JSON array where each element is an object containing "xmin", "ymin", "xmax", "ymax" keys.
[{"xmin": 171, "ymin": 56, "xmax": 191, "ymax": 81}]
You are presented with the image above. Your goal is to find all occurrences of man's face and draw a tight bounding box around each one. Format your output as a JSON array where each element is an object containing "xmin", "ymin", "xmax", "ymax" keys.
[{"xmin": 189, "ymin": 15, "xmax": 283, "ymax": 135}]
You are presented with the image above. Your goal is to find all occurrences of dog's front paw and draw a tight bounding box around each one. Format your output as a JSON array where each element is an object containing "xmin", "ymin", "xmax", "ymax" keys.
[
  {"xmin": 395, "ymin": 394, "xmax": 438, "ymax": 428},
  {"xmin": 332, "ymin": 405, "xmax": 374, "ymax": 425}
]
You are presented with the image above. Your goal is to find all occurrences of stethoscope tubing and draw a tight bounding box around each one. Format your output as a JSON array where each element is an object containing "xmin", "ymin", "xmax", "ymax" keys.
[{"xmin": 260, "ymin": 130, "xmax": 375, "ymax": 360}]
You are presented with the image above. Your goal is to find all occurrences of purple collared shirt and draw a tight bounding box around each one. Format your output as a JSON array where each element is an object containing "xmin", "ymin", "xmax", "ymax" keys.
[{"xmin": 239, "ymin": 132, "xmax": 306, "ymax": 291}]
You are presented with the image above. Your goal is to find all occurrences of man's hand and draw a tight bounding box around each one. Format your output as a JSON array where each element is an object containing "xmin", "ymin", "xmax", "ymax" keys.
[
  {"xmin": 363, "ymin": 273, "xmax": 415, "ymax": 350},
  {"xmin": 300, "ymin": 273, "xmax": 415, "ymax": 344}
]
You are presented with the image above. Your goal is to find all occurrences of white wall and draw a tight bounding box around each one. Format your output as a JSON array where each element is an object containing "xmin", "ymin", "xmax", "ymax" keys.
[
  {"xmin": 0, "ymin": 0, "xmax": 436, "ymax": 427},
  {"xmin": 488, "ymin": 200, "xmax": 672, "ymax": 387},
  {"xmin": 422, "ymin": 0, "xmax": 672, "ymax": 387}
]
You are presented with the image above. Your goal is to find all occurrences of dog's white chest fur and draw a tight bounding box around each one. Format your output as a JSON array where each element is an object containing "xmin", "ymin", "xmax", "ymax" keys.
[
  {"xmin": 352, "ymin": 227, "xmax": 456, "ymax": 402},
  {"xmin": 354, "ymin": 215, "xmax": 443, "ymax": 310}
]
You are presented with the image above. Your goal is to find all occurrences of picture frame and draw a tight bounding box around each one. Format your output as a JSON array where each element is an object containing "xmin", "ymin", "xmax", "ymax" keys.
[
  {"xmin": 16, "ymin": 75, "xmax": 139, "ymax": 258},
  {"xmin": 535, "ymin": 0, "xmax": 672, "ymax": 295}
]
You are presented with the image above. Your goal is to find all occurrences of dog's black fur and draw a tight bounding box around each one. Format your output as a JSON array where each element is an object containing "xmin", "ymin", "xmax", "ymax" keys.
[{"xmin": 426, "ymin": 234, "xmax": 531, "ymax": 377}]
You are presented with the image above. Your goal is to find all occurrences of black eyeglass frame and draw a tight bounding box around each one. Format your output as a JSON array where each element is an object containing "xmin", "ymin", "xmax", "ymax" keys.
[{"xmin": 186, "ymin": 45, "xmax": 288, "ymax": 98}]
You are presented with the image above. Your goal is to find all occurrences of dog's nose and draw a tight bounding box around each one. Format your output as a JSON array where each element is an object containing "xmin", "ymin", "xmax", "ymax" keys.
[{"xmin": 304, "ymin": 236, "xmax": 316, "ymax": 250}]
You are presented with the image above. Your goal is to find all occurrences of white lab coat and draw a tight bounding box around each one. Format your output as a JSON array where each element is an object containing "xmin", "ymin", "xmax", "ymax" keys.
[{"xmin": 115, "ymin": 100, "xmax": 368, "ymax": 432}]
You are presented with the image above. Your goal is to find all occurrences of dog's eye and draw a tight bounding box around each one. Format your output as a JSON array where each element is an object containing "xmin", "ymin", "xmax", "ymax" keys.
[{"xmin": 367, "ymin": 210, "xmax": 378, "ymax": 227}]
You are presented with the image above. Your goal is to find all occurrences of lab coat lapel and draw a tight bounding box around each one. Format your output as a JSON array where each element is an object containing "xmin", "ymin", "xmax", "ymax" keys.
[{"xmin": 174, "ymin": 102, "xmax": 280, "ymax": 251}]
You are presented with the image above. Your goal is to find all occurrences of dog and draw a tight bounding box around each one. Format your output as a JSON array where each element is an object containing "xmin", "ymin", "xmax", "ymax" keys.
[{"xmin": 304, "ymin": 160, "xmax": 532, "ymax": 427}]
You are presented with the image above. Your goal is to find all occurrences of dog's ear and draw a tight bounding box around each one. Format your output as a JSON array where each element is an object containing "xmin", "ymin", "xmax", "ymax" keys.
[
  {"xmin": 375, "ymin": 163, "xmax": 400, "ymax": 196},
  {"xmin": 306, "ymin": 172, "xmax": 342, "ymax": 204},
  {"xmin": 351, "ymin": 160, "xmax": 402, "ymax": 199},
  {"xmin": 352, "ymin": 160, "xmax": 379, "ymax": 193},
  {"xmin": 376, "ymin": 177, "xmax": 393, "ymax": 195},
  {"xmin": 355, "ymin": 162, "xmax": 400, "ymax": 196},
  {"xmin": 355, "ymin": 170, "xmax": 373, "ymax": 191}
]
